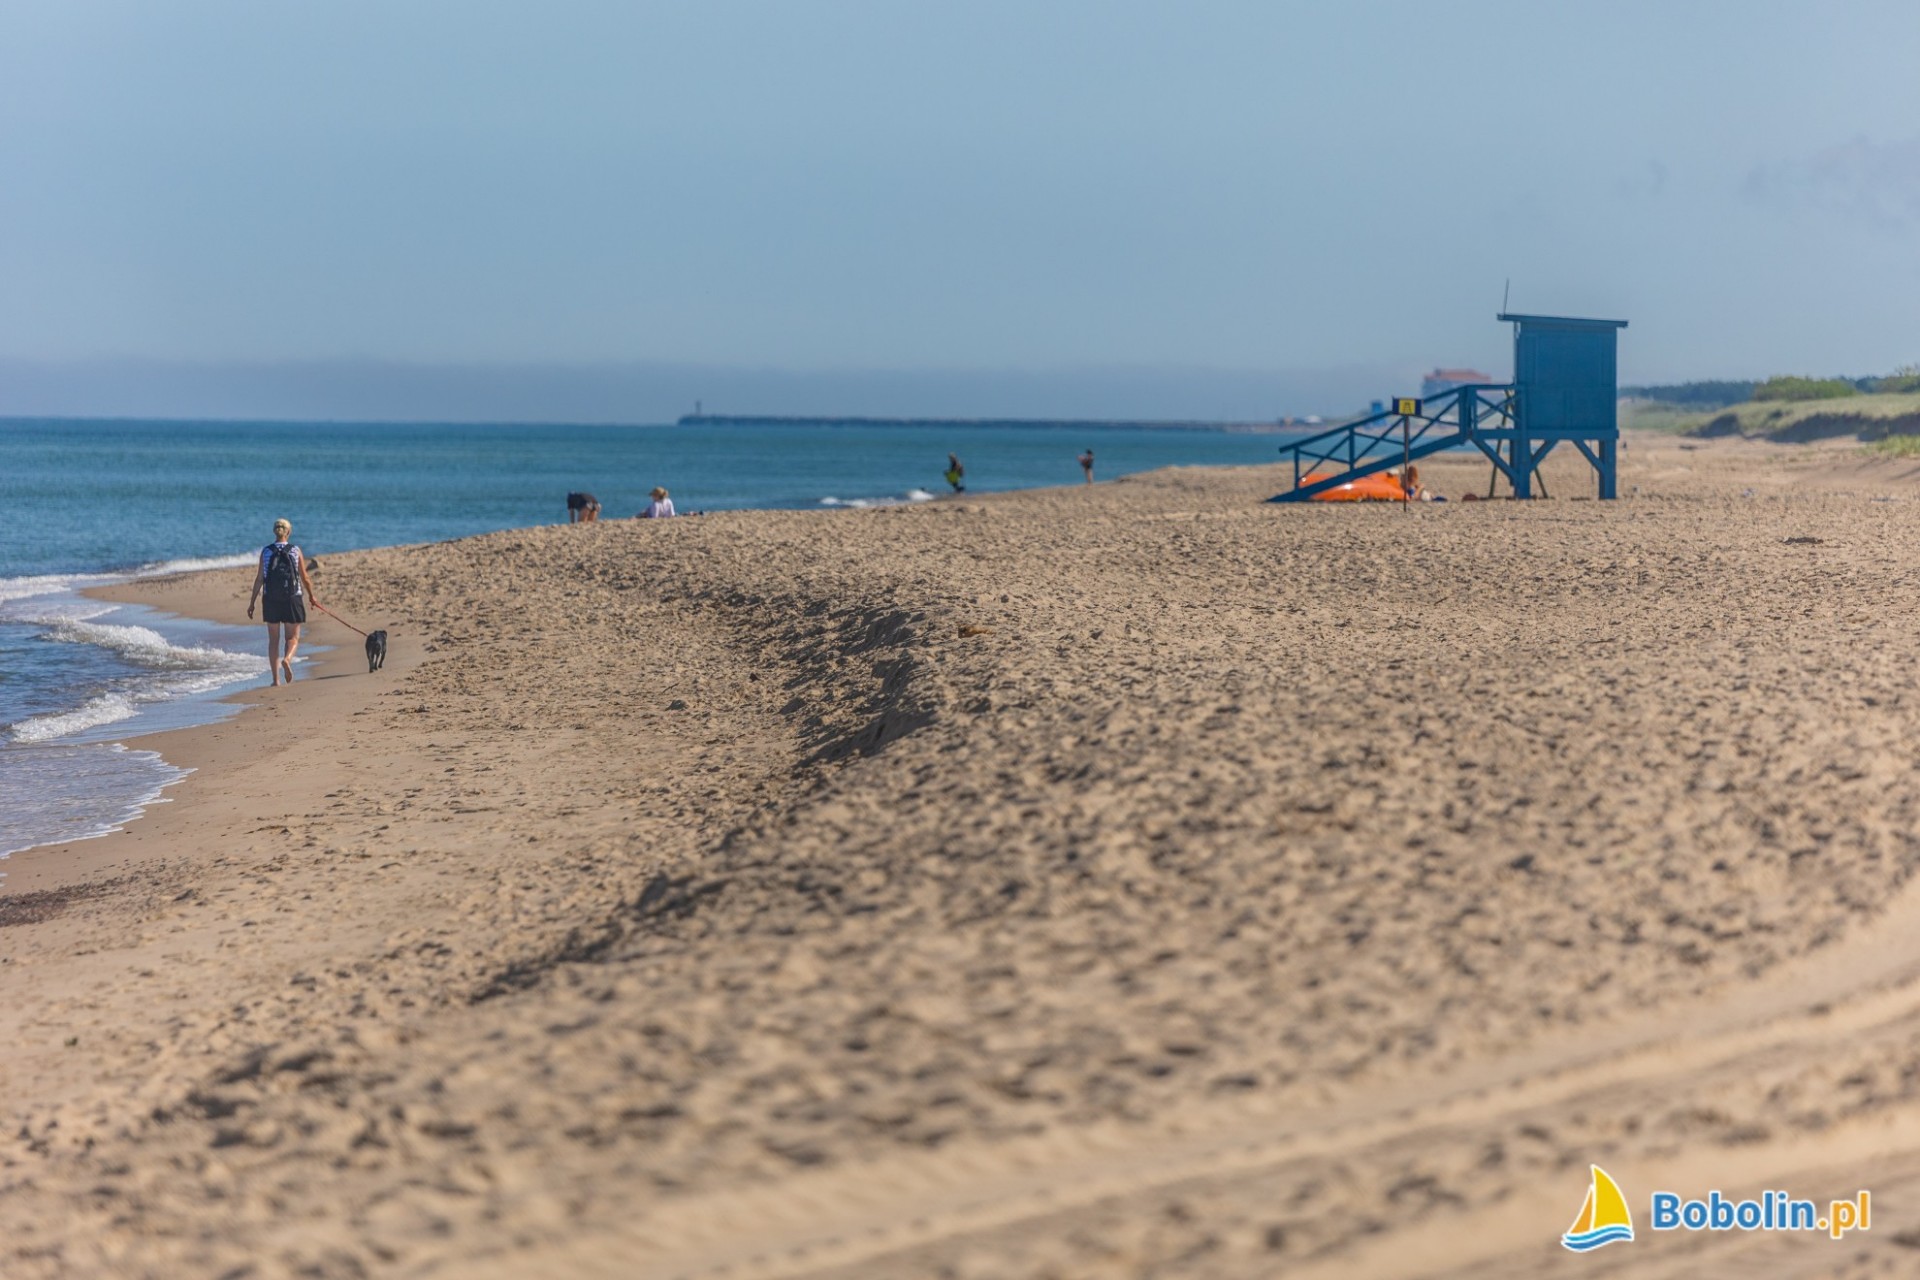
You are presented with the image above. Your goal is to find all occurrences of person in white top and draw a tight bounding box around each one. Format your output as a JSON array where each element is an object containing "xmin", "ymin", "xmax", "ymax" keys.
[{"xmin": 641, "ymin": 486, "xmax": 677, "ymax": 518}]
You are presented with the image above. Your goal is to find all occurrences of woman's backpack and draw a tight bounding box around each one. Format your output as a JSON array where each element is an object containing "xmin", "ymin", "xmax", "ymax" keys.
[{"xmin": 265, "ymin": 545, "xmax": 301, "ymax": 603}]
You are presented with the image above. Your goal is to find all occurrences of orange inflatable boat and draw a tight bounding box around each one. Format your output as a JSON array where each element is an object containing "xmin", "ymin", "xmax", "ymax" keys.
[{"xmin": 1299, "ymin": 470, "xmax": 1414, "ymax": 502}]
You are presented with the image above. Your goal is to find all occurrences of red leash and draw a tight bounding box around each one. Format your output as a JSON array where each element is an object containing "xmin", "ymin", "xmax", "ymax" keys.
[{"xmin": 313, "ymin": 601, "xmax": 370, "ymax": 638}]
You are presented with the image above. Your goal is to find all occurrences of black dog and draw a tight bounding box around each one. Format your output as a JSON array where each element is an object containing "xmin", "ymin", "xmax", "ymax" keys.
[{"xmin": 365, "ymin": 629, "xmax": 388, "ymax": 672}]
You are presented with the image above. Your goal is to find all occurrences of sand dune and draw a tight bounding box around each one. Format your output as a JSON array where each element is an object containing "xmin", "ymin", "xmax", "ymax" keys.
[{"xmin": 6, "ymin": 433, "xmax": 1920, "ymax": 1277}]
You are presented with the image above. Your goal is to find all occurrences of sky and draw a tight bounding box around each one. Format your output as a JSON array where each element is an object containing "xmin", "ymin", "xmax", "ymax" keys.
[{"xmin": 2, "ymin": 0, "xmax": 1917, "ymax": 422}]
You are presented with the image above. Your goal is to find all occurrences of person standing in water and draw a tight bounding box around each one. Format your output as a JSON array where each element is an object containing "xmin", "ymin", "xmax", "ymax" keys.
[
  {"xmin": 1078, "ymin": 449, "xmax": 1095, "ymax": 484},
  {"xmin": 944, "ymin": 453, "xmax": 966, "ymax": 493},
  {"xmin": 247, "ymin": 518, "xmax": 320, "ymax": 686}
]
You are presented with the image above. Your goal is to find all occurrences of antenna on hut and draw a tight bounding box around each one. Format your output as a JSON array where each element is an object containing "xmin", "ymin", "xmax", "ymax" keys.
[{"xmin": 1502, "ymin": 278, "xmax": 1511, "ymax": 314}]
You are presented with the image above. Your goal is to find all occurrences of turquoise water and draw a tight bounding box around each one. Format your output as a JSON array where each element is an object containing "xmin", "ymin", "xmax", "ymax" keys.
[{"xmin": 0, "ymin": 417, "xmax": 1290, "ymax": 856}]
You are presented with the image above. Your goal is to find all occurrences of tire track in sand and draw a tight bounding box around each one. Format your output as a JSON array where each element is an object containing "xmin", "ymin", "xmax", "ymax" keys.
[{"xmin": 460, "ymin": 879, "xmax": 1920, "ymax": 1280}]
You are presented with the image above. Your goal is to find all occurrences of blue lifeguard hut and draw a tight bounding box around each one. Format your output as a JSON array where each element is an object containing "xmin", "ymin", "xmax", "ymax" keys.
[{"xmin": 1270, "ymin": 312, "xmax": 1628, "ymax": 502}]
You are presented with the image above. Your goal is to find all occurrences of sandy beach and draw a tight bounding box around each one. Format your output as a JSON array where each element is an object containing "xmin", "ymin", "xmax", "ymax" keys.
[{"xmin": 8, "ymin": 433, "xmax": 1920, "ymax": 1278}]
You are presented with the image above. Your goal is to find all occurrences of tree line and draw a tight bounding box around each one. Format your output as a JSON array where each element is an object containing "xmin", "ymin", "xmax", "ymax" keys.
[{"xmin": 1625, "ymin": 366, "xmax": 1920, "ymax": 407}]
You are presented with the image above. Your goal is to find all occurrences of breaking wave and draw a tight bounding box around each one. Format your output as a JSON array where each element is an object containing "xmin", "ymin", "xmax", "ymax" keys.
[
  {"xmin": 0, "ymin": 552, "xmax": 252, "ymax": 608},
  {"xmin": 9, "ymin": 693, "xmax": 142, "ymax": 744},
  {"xmin": 818, "ymin": 489, "xmax": 940, "ymax": 509},
  {"xmin": 38, "ymin": 617, "xmax": 261, "ymax": 676}
]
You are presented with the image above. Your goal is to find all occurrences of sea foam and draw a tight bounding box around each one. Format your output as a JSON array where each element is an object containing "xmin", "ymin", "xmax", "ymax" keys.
[
  {"xmin": 9, "ymin": 693, "xmax": 142, "ymax": 744},
  {"xmin": 819, "ymin": 489, "xmax": 941, "ymax": 509},
  {"xmin": 4, "ymin": 618, "xmax": 262, "ymax": 744},
  {"xmin": 0, "ymin": 741, "xmax": 188, "ymax": 857},
  {"xmin": 1, "ymin": 574, "xmax": 265, "ymax": 747},
  {"xmin": 40, "ymin": 617, "xmax": 260, "ymax": 676},
  {"xmin": 134, "ymin": 553, "xmax": 256, "ymax": 577},
  {"xmin": 0, "ymin": 571, "xmax": 115, "ymax": 605},
  {"xmin": 0, "ymin": 553, "xmax": 252, "ymax": 608}
]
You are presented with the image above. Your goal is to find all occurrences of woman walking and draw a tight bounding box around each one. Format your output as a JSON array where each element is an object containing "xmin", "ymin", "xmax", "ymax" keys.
[{"xmin": 247, "ymin": 518, "xmax": 320, "ymax": 686}]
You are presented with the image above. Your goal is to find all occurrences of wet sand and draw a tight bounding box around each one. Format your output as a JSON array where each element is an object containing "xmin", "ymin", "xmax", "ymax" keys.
[{"xmin": 7, "ymin": 433, "xmax": 1920, "ymax": 1278}]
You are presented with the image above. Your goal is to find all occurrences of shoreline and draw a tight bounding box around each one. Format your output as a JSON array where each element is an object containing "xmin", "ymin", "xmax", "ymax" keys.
[
  {"xmin": 0, "ymin": 571, "xmax": 405, "ymax": 896},
  {"xmin": 10, "ymin": 435, "xmax": 1920, "ymax": 1275}
]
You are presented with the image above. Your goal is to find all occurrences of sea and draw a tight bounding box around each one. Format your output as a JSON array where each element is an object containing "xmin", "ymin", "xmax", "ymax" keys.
[{"xmin": 0, "ymin": 416, "xmax": 1294, "ymax": 860}]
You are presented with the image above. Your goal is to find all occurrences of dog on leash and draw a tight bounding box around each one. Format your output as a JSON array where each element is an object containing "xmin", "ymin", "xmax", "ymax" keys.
[{"xmin": 365, "ymin": 629, "xmax": 388, "ymax": 672}]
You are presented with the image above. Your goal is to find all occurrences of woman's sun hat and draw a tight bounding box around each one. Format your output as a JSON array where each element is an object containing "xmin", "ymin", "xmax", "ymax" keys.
[{"xmin": 650, "ymin": 487, "xmax": 668, "ymax": 499}]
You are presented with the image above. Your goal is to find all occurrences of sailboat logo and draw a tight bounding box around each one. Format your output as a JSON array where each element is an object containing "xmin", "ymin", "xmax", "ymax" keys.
[{"xmin": 1562, "ymin": 1165, "xmax": 1635, "ymax": 1252}]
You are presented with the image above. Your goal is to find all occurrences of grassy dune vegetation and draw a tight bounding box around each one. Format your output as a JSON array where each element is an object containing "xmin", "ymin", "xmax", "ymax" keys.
[
  {"xmin": 1867, "ymin": 433, "xmax": 1920, "ymax": 458},
  {"xmin": 1618, "ymin": 402, "xmax": 1719, "ymax": 435},
  {"xmin": 1622, "ymin": 392, "xmax": 1920, "ymax": 443}
]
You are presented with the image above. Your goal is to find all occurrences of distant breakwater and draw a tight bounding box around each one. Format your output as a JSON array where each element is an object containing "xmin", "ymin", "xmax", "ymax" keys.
[{"xmin": 675, "ymin": 414, "xmax": 1292, "ymax": 433}]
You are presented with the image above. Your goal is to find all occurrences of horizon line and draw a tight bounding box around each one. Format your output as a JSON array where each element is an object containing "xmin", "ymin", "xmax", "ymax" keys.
[{"xmin": 0, "ymin": 411, "xmax": 1310, "ymax": 431}]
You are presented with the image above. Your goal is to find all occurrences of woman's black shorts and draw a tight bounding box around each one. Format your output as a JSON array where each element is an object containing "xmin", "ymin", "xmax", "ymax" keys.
[{"xmin": 263, "ymin": 596, "xmax": 307, "ymax": 625}]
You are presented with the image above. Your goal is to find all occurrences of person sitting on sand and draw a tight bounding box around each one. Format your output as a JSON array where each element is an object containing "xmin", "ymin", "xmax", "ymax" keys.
[
  {"xmin": 944, "ymin": 453, "xmax": 966, "ymax": 493},
  {"xmin": 246, "ymin": 518, "xmax": 320, "ymax": 687},
  {"xmin": 1078, "ymin": 449, "xmax": 1095, "ymax": 484},
  {"xmin": 639, "ymin": 487, "xmax": 677, "ymax": 518},
  {"xmin": 567, "ymin": 492, "xmax": 601, "ymax": 523}
]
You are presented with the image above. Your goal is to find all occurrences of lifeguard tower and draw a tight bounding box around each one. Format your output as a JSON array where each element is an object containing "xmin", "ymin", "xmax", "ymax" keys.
[{"xmin": 1269, "ymin": 312, "xmax": 1628, "ymax": 502}]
